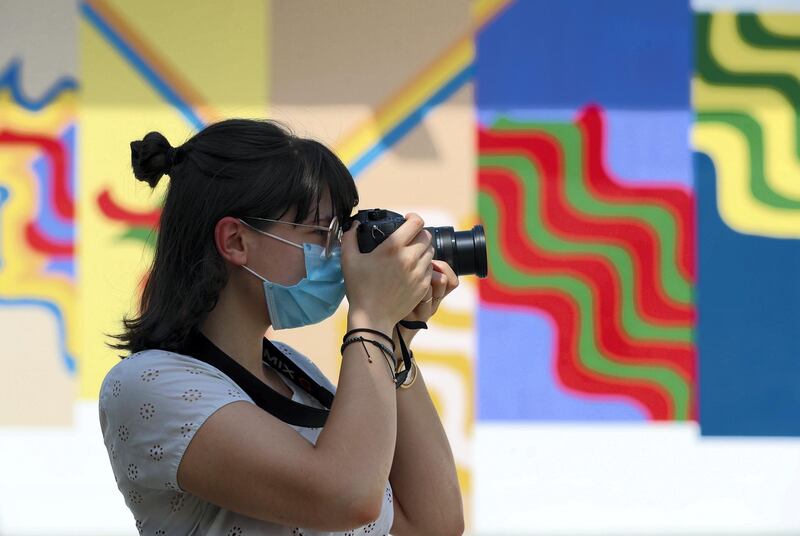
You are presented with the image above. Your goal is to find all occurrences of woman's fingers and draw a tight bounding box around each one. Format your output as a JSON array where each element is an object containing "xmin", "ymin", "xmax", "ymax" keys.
[
  {"xmin": 432, "ymin": 260, "xmax": 458, "ymax": 295},
  {"xmin": 409, "ymin": 228, "xmax": 433, "ymax": 261},
  {"xmin": 382, "ymin": 213, "xmax": 426, "ymax": 249},
  {"xmin": 431, "ymin": 270, "xmax": 448, "ymax": 297}
]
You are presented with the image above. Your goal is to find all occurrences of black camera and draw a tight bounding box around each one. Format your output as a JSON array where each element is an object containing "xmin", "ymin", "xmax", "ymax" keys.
[{"xmin": 341, "ymin": 208, "xmax": 488, "ymax": 278}]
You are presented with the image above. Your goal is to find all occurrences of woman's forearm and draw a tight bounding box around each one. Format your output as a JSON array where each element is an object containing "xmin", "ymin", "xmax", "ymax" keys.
[
  {"xmin": 314, "ymin": 310, "xmax": 399, "ymax": 521},
  {"xmin": 389, "ymin": 329, "xmax": 464, "ymax": 535}
]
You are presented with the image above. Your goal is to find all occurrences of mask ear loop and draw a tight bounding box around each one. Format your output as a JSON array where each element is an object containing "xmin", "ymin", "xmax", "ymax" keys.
[{"xmin": 241, "ymin": 264, "xmax": 268, "ymax": 282}]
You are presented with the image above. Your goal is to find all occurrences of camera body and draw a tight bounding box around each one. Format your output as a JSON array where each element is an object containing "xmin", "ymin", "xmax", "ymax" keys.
[
  {"xmin": 342, "ymin": 209, "xmax": 406, "ymax": 253},
  {"xmin": 341, "ymin": 208, "xmax": 488, "ymax": 278}
]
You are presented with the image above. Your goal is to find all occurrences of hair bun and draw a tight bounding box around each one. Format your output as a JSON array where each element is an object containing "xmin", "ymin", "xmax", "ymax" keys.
[{"xmin": 130, "ymin": 131, "xmax": 179, "ymax": 188}]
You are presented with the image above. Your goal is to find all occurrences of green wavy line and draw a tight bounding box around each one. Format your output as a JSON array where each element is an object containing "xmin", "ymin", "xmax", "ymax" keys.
[
  {"xmin": 481, "ymin": 154, "xmax": 691, "ymax": 342},
  {"xmin": 738, "ymin": 14, "xmax": 800, "ymax": 49},
  {"xmin": 117, "ymin": 227, "xmax": 157, "ymax": 250},
  {"xmin": 697, "ymin": 13, "xmax": 800, "ymax": 161},
  {"xmin": 492, "ymin": 119, "xmax": 692, "ymax": 304},
  {"xmin": 698, "ymin": 111, "xmax": 800, "ymax": 209},
  {"xmin": 479, "ymin": 189, "xmax": 691, "ymax": 419}
]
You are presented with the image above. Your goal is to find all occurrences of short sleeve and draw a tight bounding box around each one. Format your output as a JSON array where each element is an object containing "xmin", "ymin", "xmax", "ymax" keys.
[{"xmin": 98, "ymin": 350, "xmax": 253, "ymax": 492}]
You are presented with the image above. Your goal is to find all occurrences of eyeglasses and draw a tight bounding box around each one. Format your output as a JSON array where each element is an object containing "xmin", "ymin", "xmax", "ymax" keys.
[{"xmin": 238, "ymin": 216, "xmax": 342, "ymax": 259}]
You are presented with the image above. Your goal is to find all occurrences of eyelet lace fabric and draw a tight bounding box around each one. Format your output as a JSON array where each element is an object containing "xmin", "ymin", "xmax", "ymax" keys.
[{"xmin": 98, "ymin": 344, "xmax": 394, "ymax": 535}]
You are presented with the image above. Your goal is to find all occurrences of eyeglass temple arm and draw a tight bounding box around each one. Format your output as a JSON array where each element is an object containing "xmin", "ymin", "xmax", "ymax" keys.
[
  {"xmin": 242, "ymin": 216, "xmax": 332, "ymax": 231},
  {"xmin": 262, "ymin": 232, "xmax": 305, "ymax": 250},
  {"xmin": 239, "ymin": 219, "xmax": 304, "ymax": 250}
]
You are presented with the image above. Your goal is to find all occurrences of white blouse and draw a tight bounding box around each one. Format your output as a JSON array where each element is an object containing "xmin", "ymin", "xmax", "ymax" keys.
[{"xmin": 98, "ymin": 340, "xmax": 394, "ymax": 536}]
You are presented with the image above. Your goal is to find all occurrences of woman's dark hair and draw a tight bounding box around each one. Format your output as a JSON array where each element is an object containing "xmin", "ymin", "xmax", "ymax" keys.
[{"xmin": 106, "ymin": 118, "xmax": 359, "ymax": 357}]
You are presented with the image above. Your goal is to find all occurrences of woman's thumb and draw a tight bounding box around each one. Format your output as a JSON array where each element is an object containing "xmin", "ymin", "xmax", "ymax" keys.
[{"xmin": 342, "ymin": 220, "xmax": 360, "ymax": 252}]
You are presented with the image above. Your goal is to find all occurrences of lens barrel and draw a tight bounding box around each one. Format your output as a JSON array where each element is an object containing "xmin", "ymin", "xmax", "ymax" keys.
[{"xmin": 425, "ymin": 225, "xmax": 488, "ymax": 278}]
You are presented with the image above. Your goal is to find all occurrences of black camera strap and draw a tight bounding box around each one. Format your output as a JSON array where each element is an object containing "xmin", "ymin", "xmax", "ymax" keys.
[
  {"xmin": 393, "ymin": 319, "xmax": 428, "ymax": 386},
  {"xmin": 177, "ymin": 330, "xmax": 334, "ymax": 428},
  {"xmin": 177, "ymin": 320, "xmax": 428, "ymax": 428}
]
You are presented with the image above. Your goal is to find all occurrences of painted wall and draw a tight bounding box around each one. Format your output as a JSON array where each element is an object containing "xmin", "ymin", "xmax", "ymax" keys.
[{"xmin": 1, "ymin": 0, "xmax": 798, "ymax": 534}]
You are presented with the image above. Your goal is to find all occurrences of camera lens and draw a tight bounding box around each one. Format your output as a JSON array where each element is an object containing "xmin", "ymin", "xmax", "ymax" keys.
[{"xmin": 425, "ymin": 225, "xmax": 488, "ymax": 278}]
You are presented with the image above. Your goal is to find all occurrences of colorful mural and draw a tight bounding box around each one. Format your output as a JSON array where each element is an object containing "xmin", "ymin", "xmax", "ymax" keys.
[
  {"xmin": 2, "ymin": 0, "xmax": 512, "ymax": 532},
  {"xmin": 694, "ymin": 12, "xmax": 800, "ymax": 436},
  {"xmin": 0, "ymin": 56, "xmax": 79, "ymax": 426},
  {"xmin": 2, "ymin": 0, "xmax": 800, "ymax": 534},
  {"xmin": 475, "ymin": 0, "xmax": 697, "ymax": 423},
  {"xmin": 478, "ymin": 107, "xmax": 695, "ymax": 421}
]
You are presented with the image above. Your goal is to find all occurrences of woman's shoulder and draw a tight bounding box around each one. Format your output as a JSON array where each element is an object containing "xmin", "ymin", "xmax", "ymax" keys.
[
  {"xmin": 98, "ymin": 342, "xmax": 335, "ymax": 403},
  {"xmin": 97, "ymin": 347, "xmax": 254, "ymax": 495},
  {"xmin": 99, "ymin": 348, "xmax": 246, "ymax": 404},
  {"xmin": 102, "ymin": 348, "xmax": 222, "ymax": 380},
  {"xmin": 98, "ymin": 347, "xmax": 252, "ymax": 441}
]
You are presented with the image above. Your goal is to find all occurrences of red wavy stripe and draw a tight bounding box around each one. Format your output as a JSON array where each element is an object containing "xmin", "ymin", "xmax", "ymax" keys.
[
  {"xmin": 480, "ymin": 275, "xmax": 673, "ymax": 420},
  {"xmin": 480, "ymin": 127, "xmax": 693, "ymax": 324},
  {"xmin": 0, "ymin": 130, "xmax": 73, "ymax": 220},
  {"xmin": 97, "ymin": 189, "xmax": 161, "ymax": 227},
  {"xmin": 578, "ymin": 105, "xmax": 696, "ymax": 281},
  {"xmin": 480, "ymin": 170, "xmax": 694, "ymax": 383},
  {"xmin": 24, "ymin": 222, "xmax": 73, "ymax": 256}
]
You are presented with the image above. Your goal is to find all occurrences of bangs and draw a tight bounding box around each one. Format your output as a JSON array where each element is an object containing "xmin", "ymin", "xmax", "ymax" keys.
[{"xmin": 285, "ymin": 139, "xmax": 359, "ymax": 226}]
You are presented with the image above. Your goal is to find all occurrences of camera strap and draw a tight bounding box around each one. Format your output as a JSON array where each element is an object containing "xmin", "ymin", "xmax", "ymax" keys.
[
  {"xmin": 178, "ymin": 320, "xmax": 429, "ymax": 427},
  {"xmin": 177, "ymin": 330, "xmax": 334, "ymax": 428},
  {"xmin": 394, "ymin": 319, "xmax": 428, "ymax": 386}
]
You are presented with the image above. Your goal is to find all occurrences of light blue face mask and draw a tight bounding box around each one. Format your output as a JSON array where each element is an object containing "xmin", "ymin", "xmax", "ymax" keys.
[{"xmin": 239, "ymin": 219, "xmax": 346, "ymax": 330}]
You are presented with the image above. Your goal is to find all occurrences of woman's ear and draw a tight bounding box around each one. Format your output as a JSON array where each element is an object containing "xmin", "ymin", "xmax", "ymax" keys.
[{"xmin": 214, "ymin": 217, "xmax": 249, "ymax": 266}]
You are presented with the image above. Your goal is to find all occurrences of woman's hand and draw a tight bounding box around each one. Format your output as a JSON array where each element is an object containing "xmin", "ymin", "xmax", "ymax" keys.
[
  {"xmin": 341, "ymin": 213, "xmax": 435, "ymax": 328},
  {"xmin": 394, "ymin": 258, "xmax": 459, "ymax": 347}
]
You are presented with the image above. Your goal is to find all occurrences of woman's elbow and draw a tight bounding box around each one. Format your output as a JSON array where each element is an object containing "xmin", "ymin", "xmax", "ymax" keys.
[
  {"xmin": 446, "ymin": 498, "xmax": 466, "ymax": 535},
  {"xmin": 451, "ymin": 515, "xmax": 465, "ymax": 535}
]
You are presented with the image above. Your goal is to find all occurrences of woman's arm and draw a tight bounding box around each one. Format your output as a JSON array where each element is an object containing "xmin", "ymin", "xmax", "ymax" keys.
[
  {"xmin": 178, "ymin": 310, "xmax": 399, "ymax": 531},
  {"xmin": 388, "ymin": 326, "xmax": 465, "ymax": 536}
]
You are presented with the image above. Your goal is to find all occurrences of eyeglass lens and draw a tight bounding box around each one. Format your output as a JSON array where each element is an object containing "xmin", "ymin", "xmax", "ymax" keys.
[{"xmin": 326, "ymin": 218, "xmax": 342, "ymax": 257}]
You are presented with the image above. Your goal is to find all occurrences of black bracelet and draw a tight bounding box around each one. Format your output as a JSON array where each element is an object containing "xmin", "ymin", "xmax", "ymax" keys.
[
  {"xmin": 342, "ymin": 328, "xmax": 395, "ymax": 352},
  {"xmin": 341, "ymin": 336, "xmax": 397, "ymax": 370},
  {"xmin": 341, "ymin": 321, "xmax": 430, "ymax": 389},
  {"xmin": 341, "ymin": 336, "xmax": 396, "ymax": 381}
]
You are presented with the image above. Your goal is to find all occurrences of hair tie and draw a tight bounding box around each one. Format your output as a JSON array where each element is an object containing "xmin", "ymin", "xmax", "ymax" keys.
[
  {"xmin": 166, "ymin": 145, "xmax": 182, "ymax": 174},
  {"xmin": 167, "ymin": 146, "xmax": 176, "ymax": 172}
]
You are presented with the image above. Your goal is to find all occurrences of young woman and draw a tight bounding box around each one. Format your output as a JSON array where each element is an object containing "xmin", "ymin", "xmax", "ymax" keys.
[{"xmin": 97, "ymin": 119, "xmax": 464, "ymax": 535}]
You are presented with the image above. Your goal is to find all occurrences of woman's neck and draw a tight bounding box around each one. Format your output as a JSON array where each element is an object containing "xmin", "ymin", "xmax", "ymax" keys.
[{"xmin": 198, "ymin": 283, "xmax": 270, "ymax": 379}]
